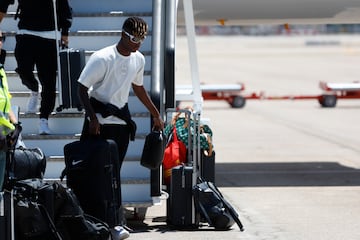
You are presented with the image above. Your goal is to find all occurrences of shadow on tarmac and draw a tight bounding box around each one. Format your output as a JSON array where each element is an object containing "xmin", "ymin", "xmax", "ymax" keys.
[
  {"xmin": 126, "ymin": 162, "xmax": 359, "ymax": 235},
  {"xmin": 215, "ymin": 162, "xmax": 360, "ymax": 187}
]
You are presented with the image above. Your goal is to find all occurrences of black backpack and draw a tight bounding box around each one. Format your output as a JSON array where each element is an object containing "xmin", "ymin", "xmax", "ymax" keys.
[{"xmin": 193, "ymin": 180, "xmax": 244, "ymax": 231}]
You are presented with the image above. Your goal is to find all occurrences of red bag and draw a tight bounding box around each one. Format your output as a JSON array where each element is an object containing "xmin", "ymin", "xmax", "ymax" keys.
[{"xmin": 162, "ymin": 127, "xmax": 187, "ymax": 185}]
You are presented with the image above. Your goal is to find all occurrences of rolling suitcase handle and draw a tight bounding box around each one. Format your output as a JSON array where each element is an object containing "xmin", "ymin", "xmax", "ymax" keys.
[
  {"xmin": 0, "ymin": 190, "xmax": 16, "ymax": 240},
  {"xmin": 191, "ymin": 110, "xmax": 202, "ymax": 225},
  {"xmin": 166, "ymin": 108, "xmax": 193, "ymax": 163},
  {"xmin": 166, "ymin": 108, "xmax": 202, "ymax": 226},
  {"xmin": 52, "ymin": 0, "xmax": 84, "ymax": 112},
  {"xmin": 10, "ymin": 190, "xmax": 15, "ymax": 240},
  {"xmin": 52, "ymin": 0, "xmax": 64, "ymax": 111}
]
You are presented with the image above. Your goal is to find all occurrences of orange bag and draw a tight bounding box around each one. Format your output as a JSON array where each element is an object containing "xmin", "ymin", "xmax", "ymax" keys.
[{"xmin": 162, "ymin": 127, "xmax": 187, "ymax": 185}]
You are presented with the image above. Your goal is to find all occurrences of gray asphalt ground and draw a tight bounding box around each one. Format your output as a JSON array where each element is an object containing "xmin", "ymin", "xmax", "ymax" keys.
[{"xmin": 126, "ymin": 35, "xmax": 360, "ymax": 240}]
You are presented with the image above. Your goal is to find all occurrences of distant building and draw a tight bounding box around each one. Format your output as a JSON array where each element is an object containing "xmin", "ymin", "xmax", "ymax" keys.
[{"xmin": 177, "ymin": 24, "xmax": 360, "ymax": 36}]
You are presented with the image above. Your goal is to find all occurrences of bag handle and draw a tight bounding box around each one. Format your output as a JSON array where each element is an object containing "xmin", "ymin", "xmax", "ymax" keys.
[
  {"xmin": 203, "ymin": 134, "xmax": 213, "ymax": 157},
  {"xmin": 170, "ymin": 106, "xmax": 193, "ymax": 127}
]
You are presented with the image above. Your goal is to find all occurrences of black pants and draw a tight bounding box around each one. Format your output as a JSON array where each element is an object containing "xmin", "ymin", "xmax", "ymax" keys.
[
  {"xmin": 80, "ymin": 118, "xmax": 131, "ymax": 216},
  {"xmin": 15, "ymin": 34, "xmax": 57, "ymax": 119}
]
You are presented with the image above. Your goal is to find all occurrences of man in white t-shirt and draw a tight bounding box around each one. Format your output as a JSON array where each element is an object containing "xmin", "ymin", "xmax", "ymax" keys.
[{"xmin": 77, "ymin": 16, "xmax": 164, "ymax": 240}]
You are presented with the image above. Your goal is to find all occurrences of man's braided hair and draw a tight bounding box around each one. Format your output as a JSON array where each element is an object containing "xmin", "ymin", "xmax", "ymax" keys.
[{"xmin": 122, "ymin": 17, "xmax": 148, "ymax": 39}]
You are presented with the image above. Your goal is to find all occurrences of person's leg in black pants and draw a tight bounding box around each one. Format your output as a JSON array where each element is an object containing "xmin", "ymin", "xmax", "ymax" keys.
[
  {"xmin": 36, "ymin": 37, "xmax": 57, "ymax": 120},
  {"xmin": 15, "ymin": 35, "xmax": 57, "ymax": 134},
  {"xmin": 14, "ymin": 35, "xmax": 39, "ymax": 93}
]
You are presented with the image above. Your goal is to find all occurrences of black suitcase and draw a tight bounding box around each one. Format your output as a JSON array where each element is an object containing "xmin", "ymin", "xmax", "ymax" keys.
[
  {"xmin": 63, "ymin": 138, "xmax": 121, "ymax": 227},
  {"xmin": 168, "ymin": 165, "xmax": 199, "ymax": 228},
  {"xmin": 57, "ymin": 48, "xmax": 85, "ymax": 112},
  {"xmin": 0, "ymin": 191, "xmax": 15, "ymax": 240}
]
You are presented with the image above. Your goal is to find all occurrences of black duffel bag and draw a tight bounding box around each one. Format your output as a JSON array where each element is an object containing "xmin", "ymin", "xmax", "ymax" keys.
[{"xmin": 8, "ymin": 146, "xmax": 47, "ymax": 181}]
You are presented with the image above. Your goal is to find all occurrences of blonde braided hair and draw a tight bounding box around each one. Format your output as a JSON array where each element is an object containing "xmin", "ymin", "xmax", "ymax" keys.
[{"xmin": 122, "ymin": 17, "xmax": 148, "ymax": 39}]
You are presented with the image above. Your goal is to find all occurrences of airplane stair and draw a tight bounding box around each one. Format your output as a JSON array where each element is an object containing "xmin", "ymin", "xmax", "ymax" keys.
[{"xmin": 1, "ymin": 0, "xmax": 175, "ymax": 213}]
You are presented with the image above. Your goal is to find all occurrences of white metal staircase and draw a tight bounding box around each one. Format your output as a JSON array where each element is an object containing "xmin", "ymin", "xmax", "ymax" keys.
[{"xmin": 1, "ymin": 0, "xmax": 176, "ymax": 212}]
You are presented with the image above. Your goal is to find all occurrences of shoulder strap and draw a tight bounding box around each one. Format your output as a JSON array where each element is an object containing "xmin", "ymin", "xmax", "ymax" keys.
[
  {"xmin": 207, "ymin": 181, "xmax": 245, "ymax": 231},
  {"xmin": 38, "ymin": 203, "xmax": 63, "ymax": 240},
  {"xmin": 197, "ymin": 198, "xmax": 213, "ymax": 226}
]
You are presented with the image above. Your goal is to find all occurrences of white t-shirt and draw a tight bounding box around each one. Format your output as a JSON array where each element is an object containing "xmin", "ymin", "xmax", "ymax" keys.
[{"xmin": 78, "ymin": 44, "xmax": 145, "ymax": 124}]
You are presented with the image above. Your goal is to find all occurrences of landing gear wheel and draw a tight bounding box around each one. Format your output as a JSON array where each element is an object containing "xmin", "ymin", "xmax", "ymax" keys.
[
  {"xmin": 319, "ymin": 94, "xmax": 337, "ymax": 108},
  {"xmin": 230, "ymin": 96, "xmax": 246, "ymax": 108}
]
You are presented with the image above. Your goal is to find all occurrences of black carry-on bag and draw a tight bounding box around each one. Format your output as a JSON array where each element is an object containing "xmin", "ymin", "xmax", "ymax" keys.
[
  {"xmin": 52, "ymin": 0, "xmax": 85, "ymax": 112},
  {"xmin": 57, "ymin": 48, "xmax": 86, "ymax": 112},
  {"xmin": 61, "ymin": 138, "xmax": 121, "ymax": 228},
  {"xmin": 169, "ymin": 164, "xmax": 200, "ymax": 228}
]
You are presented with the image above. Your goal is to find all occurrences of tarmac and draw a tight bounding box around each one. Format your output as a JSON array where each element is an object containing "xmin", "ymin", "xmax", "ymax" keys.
[{"xmin": 125, "ymin": 35, "xmax": 360, "ymax": 240}]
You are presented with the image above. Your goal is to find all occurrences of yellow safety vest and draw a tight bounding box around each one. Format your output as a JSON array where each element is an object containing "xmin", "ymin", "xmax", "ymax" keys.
[{"xmin": 0, "ymin": 67, "xmax": 15, "ymax": 136}]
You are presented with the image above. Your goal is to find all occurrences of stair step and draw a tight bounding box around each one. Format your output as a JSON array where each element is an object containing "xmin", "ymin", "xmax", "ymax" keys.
[
  {"xmin": 44, "ymin": 177, "xmax": 154, "ymax": 208},
  {"xmin": 46, "ymin": 156, "xmax": 151, "ymax": 181},
  {"xmin": 69, "ymin": 0, "xmax": 153, "ymax": 13},
  {"xmin": 45, "ymin": 177, "xmax": 151, "ymax": 185},
  {"xmin": 2, "ymin": 0, "xmax": 158, "ymax": 208},
  {"xmin": 46, "ymin": 154, "xmax": 150, "ymax": 183},
  {"xmin": 19, "ymin": 109, "xmax": 150, "ymax": 134},
  {"xmin": 7, "ymin": 73, "xmax": 151, "ymax": 92},
  {"xmin": 22, "ymin": 133, "xmax": 147, "ymax": 157},
  {"xmin": 10, "ymin": 90, "xmax": 152, "ymax": 118},
  {"xmin": 3, "ymin": 32, "xmax": 153, "ymax": 52},
  {"xmin": 5, "ymin": 50, "xmax": 152, "ymax": 57}
]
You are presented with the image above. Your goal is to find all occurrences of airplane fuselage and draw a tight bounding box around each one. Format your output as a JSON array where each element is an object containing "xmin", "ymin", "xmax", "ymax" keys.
[{"xmin": 177, "ymin": 0, "xmax": 360, "ymax": 25}]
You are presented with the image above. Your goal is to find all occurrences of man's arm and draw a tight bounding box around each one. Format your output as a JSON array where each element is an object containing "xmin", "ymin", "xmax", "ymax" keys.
[
  {"xmin": 0, "ymin": 12, "xmax": 5, "ymax": 22},
  {"xmin": 132, "ymin": 83, "xmax": 164, "ymax": 130},
  {"xmin": 58, "ymin": 0, "xmax": 72, "ymax": 47},
  {"xmin": 0, "ymin": 0, "xmax": 14, "ymax": 22},
  {"xmin": 8, "ymin": 108, "xmax": 17, "ymax": 124},
  {"xmin": 78, "ymin": 83, "xmax": 100, "ymax": 135}
]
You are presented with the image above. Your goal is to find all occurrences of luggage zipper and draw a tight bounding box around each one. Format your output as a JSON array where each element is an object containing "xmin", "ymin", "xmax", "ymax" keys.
[{"xmin": 181, "ymin": 165, "xmax": 185, "ymax": 188}]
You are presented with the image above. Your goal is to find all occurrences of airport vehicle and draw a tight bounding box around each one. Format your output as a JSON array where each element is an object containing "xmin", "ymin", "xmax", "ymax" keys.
[
  {"xmin": 176, "ymin": 81, "xmax": 360, "ymax": 109},
  {"xmin": 176, "ymin": 83, "xmax": 246, "ymax": 108},
  {"xmin": 318, "ymin": 81, "xmax": 360, "ymax": 107},
  {"xmin": 176, "ymin": 0, "xmax": 360, "ymax": 109},
  {"xmin": 2, "ymin": 0, "xmax": 359, "ymax": 218}
]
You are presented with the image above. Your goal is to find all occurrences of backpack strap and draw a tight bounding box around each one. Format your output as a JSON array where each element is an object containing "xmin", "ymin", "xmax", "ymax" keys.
[
  {"xmin": 38, "ymin": 203, "xmax": 63, "ymax": 240},
  {"xmin": 197, "ymin": 199, "xmax": 213, "ymax": 227},
  {"xmin": 207, "ymin": 181, "xmax": 245, "ymax": 231}
]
